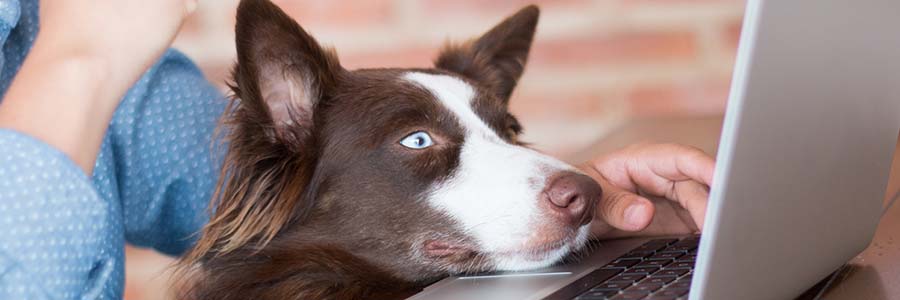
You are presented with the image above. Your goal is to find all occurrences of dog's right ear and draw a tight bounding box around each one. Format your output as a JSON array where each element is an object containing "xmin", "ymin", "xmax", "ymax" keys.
[
  {"xmin": 231, "ymin": 0, "xmax": 342, "ymax": 148},
  {"xmin": 183, "ymin": 0, "xmax": 340, "ymax": 264}
]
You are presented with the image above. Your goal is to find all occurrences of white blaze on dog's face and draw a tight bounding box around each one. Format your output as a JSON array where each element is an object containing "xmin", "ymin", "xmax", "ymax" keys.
[{"xmin": 404, "ymin": 72, "xmax": 600, "ymax": 271}]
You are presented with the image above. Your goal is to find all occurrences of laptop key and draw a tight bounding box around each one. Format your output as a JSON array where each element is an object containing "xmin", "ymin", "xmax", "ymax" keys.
[
  {"xmin": 675, "ymin": 255, "xmax": 697, "ymax": 262},
  {"xmin": 664, "ymin": 245, "xmax": 696, "ymax": 252},
  {"xmin": 645, "ymin": 238, "xmax": 679, "ymax": 246},
  {"xmin": 648, "ymin": 252, "xmax": 683, "ymax": 260},
  {"xmin": 645, "ymin": 296, "xmax": 678, "ymax": 300},
  {"xmin": 673, "ymin": 237, "xmax": 699, "ymax": 246},
  {"xmin": 641, "ymin": 275, "xmax": 677, "ymax": 285},
  {"xmin": 610, "ymin": 293, "xmax": 647, "ymax": 300},
  {"xmin": 574, "ymin": 294, "xmax": 612, "ymax": 300},
  {"xmin": 605, "ymin": 259, "xmax": 642, "ymax": 269},
  {"xmin": 668, "ymin": 280, "xmax": 692, "ymax": 289},
  {"xmin": 592, "ymin": 281, "xmax": 632, "ymax": 291},
  {"xmin": 655, "ymin": 288, "xmax": 689, "ymax": 297},
  {"xmin": 656, "ymin": 268, "xmax": 689, "ymax": 277},
  {"xmin": 625, "ymin": 282, "xmax": 664, "ymax": 293},
  {"xmin": 622, "ymin": 250, "xmax": 655, "ymax": 259},
  {"xmin": 634, "ymin": 239, "xmax": 676, "ymax": 252},
  {"xmin": 608, "ymin": 274, "xmax": 646, "ymax": 283},
  {"xmin": 545, "ymin": 267, "xmax": 621, "ymax": 300},
  {"xmin": 635, "ymin": 259, "xmax": 671, "ymax": 268},
  {"xmin": 667, "ymin": 261, "xmax": 693, "ymax": 269},
  {"xmin": 624, "ymin": 266, "xmax": 659, "ymax": 275}
]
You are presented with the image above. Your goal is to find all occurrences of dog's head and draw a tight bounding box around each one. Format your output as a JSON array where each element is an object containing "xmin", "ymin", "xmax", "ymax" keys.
[{"xmin": 192, "ymin": 0, "xmax": 602, "ymax": 282}]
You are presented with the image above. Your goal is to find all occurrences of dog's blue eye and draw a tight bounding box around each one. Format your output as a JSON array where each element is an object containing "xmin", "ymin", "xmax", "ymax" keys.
[{"xmin": 399, "ymin": 131, "xmax": 434, "ymax": 149}]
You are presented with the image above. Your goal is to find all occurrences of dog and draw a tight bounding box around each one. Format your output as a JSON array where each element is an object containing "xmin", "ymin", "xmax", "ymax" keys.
[{"xmin": 176, "ymin": 0, "xmax": 603, "ymax": 299}]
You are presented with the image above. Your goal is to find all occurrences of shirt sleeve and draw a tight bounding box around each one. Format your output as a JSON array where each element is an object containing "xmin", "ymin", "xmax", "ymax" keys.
[
  {"xmin": 0, "ymin": 0, "xmax": 227, "ymax": 298},
  {"xmin": 0, "ymin": 51, "xmax": 226, "ymax": 299},
  {"xmin": 92, "ymin": 49, "xmax": 227, "ymax": 256},
  {"xmin": 0, "ymin": 130, "xmax": 121, "ymax": 300}
]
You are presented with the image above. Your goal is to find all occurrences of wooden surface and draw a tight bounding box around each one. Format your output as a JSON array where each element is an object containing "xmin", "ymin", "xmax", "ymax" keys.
[{"xmin": 570, "ymin": 116, "xmax": 900, "ymax": 299}]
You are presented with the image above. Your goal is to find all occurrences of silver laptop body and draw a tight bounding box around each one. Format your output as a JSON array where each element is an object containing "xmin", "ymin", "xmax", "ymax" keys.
[{"xmin": 408, "ymin": 0, "xmax": 900, "ymax": 299}]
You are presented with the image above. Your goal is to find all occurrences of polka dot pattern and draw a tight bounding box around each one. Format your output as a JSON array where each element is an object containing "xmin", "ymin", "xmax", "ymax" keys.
[
  {"xmin": 0, "ymin": 1, "xmax": 227, "ymax": 299},
  {"xmin": 0, "ymin": 130, "xmax": 118, "ymax": 300}
]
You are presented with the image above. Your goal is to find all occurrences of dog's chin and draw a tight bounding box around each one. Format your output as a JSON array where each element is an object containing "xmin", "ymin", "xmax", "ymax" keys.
[
  {"xmin": 424, "ymin": 224, "xmax": 593, "ymax": 274},
  {"xmin": 489, "ymin": 224, "xmax": 593, "ymax": 271}
]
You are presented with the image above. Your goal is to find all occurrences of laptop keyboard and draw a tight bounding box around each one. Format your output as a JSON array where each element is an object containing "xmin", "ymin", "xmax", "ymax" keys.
[{"xmin": 569, "ymin": 236, "xmax": 700, "ymax": 300}]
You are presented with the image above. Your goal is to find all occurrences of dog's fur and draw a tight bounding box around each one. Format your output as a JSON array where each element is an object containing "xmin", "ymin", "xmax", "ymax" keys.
[{"xmin": 176, "ymin": 1, "xmax": 602, "ymax": 299}]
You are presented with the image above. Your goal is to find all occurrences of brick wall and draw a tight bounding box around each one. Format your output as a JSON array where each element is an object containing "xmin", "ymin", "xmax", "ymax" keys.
[{"xmin": 126, "ymin": 1, "xmax": 745, "ymax": 299}]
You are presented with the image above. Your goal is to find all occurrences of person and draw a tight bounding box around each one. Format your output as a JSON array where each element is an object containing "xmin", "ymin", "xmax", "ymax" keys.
[{"xmin": 0, "ymin": 1, "xmax": 715, "ymax": 299}]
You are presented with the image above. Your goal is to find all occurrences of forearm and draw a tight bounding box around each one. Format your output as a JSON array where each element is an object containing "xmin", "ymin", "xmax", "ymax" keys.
[
  {"xmin": 0, "ymin": 54, "xmax": 117, "ymax": 173},
  {"xmin": 0, "ymin": 41, "xmax": 134, "ymax": 173},
  {"xmin": 0, "ymin": 0, "xmax": 195, "ymax": 174}
]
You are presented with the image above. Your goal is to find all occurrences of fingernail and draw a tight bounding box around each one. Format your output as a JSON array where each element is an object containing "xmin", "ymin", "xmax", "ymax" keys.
[{"xmin": 624, "ymin": 203, "xmax": 647, "ymax": 229}]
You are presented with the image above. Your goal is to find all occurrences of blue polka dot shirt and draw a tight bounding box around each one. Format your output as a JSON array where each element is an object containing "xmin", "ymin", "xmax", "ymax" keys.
[{"xmin": 0, "ymin": 1, "xmax": 226, "ymax": 299}]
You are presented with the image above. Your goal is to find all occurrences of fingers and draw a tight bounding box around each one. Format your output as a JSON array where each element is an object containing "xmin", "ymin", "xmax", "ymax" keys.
[
  {"xmin": 671, "ymin": 144, "xmax": 716, "ymax": 186},
  {"xmin": 589, "ymin": 143, "xmax": 715, "ymax": 195},
  {"xmin": 582, "ymin": 143, "xmax": 716, "ymax": 237},
  {"xmin": 596, "ymin": 183, "xmax": 656, "ymax": 232},
  {"xmin": 671, "ymin": 180, "xmax": 709, "ymax": 230},
  {"xmin": 632, "ymin": 143, "xmax": 715, "ymax": 188}
]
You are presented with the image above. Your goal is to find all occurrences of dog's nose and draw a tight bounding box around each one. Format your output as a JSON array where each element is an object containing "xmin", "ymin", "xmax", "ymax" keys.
[{"xmin": 542, "ymin": 172, "xmax": 601, "ymax": 226}]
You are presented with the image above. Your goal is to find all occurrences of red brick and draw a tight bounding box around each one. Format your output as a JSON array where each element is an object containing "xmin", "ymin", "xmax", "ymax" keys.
[
  {"xmin": 338, "ymin": 46, "xmax": 438, "ymax": 69},
  {"xmin": 530, "ymin": 31, "xmax": 699, "ymax": 68},
  {"xmin": 509, "ymin": 91, "xmax": 609, "ymax": 120},
  {"xmin": 627, "ymin": 79, "xmax": 730, "ymax": 117},
  {"xmin": 419, "ymin": 0, "xmax": 590, "ymax": 19},
  {"xmin": 191, "ymin": 47, "xmax": 437, "ymax": 86},
  {"xmin": 272, "ymin": 0, "xmax": 394, "ymax": 28},
  {"xmin": 623, "ymin": 0, "xmax": 745, "ymax": 4}
]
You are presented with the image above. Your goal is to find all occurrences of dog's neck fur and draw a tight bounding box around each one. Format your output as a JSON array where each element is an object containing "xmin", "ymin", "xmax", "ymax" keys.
[{"xmin": 182, "ymin": 243, "xmax": 420, "ymax": 300}]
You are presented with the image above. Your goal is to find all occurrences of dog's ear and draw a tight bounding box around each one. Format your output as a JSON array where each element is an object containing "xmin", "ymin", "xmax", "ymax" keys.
[
  {"xmin": 184, "ymin": 0, "xmax": 338, "ymax": 263},
  {"xmin": 435, "ymin": 5, "xmax": 539, "ymax": 103},
  {"xmin": 231, "ymin": 0, "xmax": 342, "ymax": 147}
]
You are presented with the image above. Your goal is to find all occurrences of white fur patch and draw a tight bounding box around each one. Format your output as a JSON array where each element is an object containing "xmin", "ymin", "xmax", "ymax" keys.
[{"xmin": 403, "ymin": 72, "xmax": 585, "ymax": 271}]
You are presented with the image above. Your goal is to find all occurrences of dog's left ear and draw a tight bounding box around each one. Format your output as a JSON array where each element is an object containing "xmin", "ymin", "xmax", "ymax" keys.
[{"xmin": 435, "ymin": 5, "xmax": 539, "ymax": 103}]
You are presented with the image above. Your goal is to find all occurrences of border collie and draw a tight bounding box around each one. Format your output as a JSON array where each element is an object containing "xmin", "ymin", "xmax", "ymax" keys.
[{"xmin": 177, "ymin": 0, "xmax": 602, "ymax": 299}]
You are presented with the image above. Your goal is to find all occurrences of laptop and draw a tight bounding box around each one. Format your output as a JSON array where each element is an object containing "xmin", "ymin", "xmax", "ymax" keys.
[{"xmin": 408, "ymin": 0, "xmax": 900, "ymax": 299}]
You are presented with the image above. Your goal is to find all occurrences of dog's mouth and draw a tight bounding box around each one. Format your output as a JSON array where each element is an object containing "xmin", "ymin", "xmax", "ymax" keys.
[{"xmin": 423, "ymin": 231, "xmax": 584, "ymax": 266}]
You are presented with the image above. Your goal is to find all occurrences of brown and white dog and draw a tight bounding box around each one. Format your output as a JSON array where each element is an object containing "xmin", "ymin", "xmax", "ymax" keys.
[{"xmin": 177, "ymin": 0, "xmax": 603, "ymax": 299}]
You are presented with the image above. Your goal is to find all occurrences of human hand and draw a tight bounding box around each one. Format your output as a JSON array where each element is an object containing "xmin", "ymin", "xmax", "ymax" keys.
[{"xmin": 581, "ymin": 143, "xmax": 715, "ymax": 239}]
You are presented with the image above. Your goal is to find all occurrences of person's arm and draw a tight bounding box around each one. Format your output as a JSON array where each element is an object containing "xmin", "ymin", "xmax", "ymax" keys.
[
  {"xmin": 0, "ymin": 0, "xmax": 197, "ymax": 173},
  {"xmin": 0, "ymin": 129, "xmax": 120, "ymax": 299},
  {"xmin": 0, "ymin": 1, "xmax": 201, "ymax": 298},
  {"xmin": 106, "ymin": 49, "xmax": 227, "ymax": 255},
  {"xmin": 583, "ymin": 143, "xmax": 716, "ymax": 238}
]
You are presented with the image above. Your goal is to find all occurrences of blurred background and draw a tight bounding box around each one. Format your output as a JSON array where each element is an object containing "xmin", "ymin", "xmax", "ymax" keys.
[{"xmin": 125, "ymin": 0, "xmax": 745, "ymax": 298}]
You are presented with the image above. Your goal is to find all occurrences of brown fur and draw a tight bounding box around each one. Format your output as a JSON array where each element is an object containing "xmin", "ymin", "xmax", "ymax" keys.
[
  {"xmin": 176, "ymin": 1, "xmax": 543, "ymax": 299},
  {"xmin": 178, "ymin": 244, "xmax": 419, "ymax": 300}
]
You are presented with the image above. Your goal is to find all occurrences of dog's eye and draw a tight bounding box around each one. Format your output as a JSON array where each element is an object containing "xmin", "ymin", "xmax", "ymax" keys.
[{"xmin": 399, "ymin": 131, "xmax": 434, "ymax": 149}]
